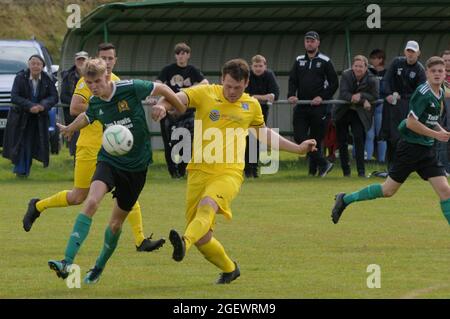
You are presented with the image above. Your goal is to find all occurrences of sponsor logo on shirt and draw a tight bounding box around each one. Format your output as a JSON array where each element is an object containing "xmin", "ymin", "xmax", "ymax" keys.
[
  {"xmin": 209, "ymin": 109, "xmax": 220, "ymax": 121},
  {"xmin": 118, "ymin": 100, "xmax": 130, "ymax": 112}
]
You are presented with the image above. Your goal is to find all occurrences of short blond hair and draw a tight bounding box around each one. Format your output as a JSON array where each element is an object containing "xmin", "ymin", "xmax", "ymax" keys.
[
  {"xmin": 353, "ymin": 55, "xmax": 368, "ymax": 67},
  {"xmin": 251, "ymin": 54, "xmax": 267, "ymax": 65},
  {"xmin": 82, "ymin": 58, "xmax": 107, "ymax": 78},
  {"xmin": 426, "ymin": 56, "xmax": 445, "ymax": 69}
]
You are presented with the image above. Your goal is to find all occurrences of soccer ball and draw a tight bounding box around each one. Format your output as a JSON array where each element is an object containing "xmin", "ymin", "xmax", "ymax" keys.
[{"xmin": 102, "ymin": 125, "xmax": 134, "ymax": 156}]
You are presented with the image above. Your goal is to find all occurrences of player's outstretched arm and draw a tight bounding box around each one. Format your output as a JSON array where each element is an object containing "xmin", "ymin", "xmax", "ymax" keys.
[
  {"xmin": 57, "ymin": 112, "xmax": 89, "ymax": 141},
  {"xmin": 153, "ymin": 84, "xmax": 187, "ymax": 114},
  {"xmin": 252, "ymin": 126, "xmax": 317, "ymax": 154},
  {"xmin": 406, "ymin": 114, "xmax": 450, "ymax": 142}
]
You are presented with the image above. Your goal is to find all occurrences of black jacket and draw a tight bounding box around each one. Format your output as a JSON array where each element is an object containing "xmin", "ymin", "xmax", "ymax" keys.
[
  {"xmin": 2, "ymin": 69, "xmax": 58, "ymax": 167},
  {"xmin": 60, "ymin": 65, "xmax": 81, "ymax": 105},
  {"xmin": 335, "ymin": 69, "xmax": 379, "ymax": 132},
  {"xmin": 287, "ymin": 51, "xmax": 339, "ymax": 100},
  {"xmin": 384, "ymin": 56, "xmax": 426, "ymax": 99},
  {"xmin": 246, "ymin": 69, "xmax": 280, "ymax": 105}
]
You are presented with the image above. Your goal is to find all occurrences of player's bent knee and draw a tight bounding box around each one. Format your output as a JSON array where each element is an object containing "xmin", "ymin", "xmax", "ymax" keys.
[
  {"xmin": 195, "ymin": 230, "xmax": 213, "ymax": 247},
  {"xmin": 67, "ymin": 189, "xmax": 89, "ymax": 205},
  {"xmin": 198, "ymin": 197, "xmax": 218, "ymax": 211}
]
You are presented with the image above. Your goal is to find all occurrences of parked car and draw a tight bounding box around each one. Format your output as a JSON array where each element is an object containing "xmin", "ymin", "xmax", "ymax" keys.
[{"xmin": 0, "ymin": 39, "xmax": 59, "ymax": 151}]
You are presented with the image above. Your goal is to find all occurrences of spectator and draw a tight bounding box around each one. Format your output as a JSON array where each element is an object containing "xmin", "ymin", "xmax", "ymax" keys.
[
  {"xmin": 379, "ymin": 40, "xmax": 426, "ymax": 169},
  {"xmin": 156, "ymin": 42, "xmax": 208, "ymax": 178},
  {"xmin": 2, "ymin": 54, "xmax": 58, "ymax": 177},
  {"xmin": 288, "ymin": 31, "xmax": 338, "ymax": 177},
  {"xmin": 365, "ymin": 49, "xmax": 387, "ymax": 163},
  {"xmin": 436, "ymin": 50, "xmax": 450, "ymax": 174},
  {"xmin": 335, "ymin": 55, "xmax": 379, "ymax": 177},
  {"xmin": 244, "ymin": 54, "xmax": 280, "ymax": 178},
  {"xmin": 60, "ymin": 51, "xmax": 88, "ymax": 156}
]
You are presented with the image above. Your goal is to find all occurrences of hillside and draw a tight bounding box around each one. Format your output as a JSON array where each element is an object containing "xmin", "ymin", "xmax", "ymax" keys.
[{"xmin": 0, "ymin": 0, "xmax": 135, "ymax": 63}]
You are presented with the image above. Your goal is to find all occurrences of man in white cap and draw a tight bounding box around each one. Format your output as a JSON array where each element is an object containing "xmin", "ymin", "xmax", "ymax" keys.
[
  {"xmin": 379, "ymin": 40, "xmax": 426, "ymax": 171},
  {"xmin": 60, "ymin": 51, "xmax": 89, "ymax": 155}
]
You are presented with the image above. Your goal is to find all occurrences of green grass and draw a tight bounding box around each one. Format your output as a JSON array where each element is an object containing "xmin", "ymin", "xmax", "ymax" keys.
[{"xmin": 1, "ymin": 149, "xmax": 450, "ymax": 299}]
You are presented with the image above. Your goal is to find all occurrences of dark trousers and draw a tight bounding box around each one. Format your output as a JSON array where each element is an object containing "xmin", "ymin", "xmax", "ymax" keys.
[
  {"xmin": 336, "ymin": 110, "xmax": 366, "ymax": 176},
  {"xmin": 380, "ymin": 99, "xmax": 410, "ymax": 171},
  {"xmin": 245, "ymin": 104, "xmax": 269, "ymax": 174},
  {"xmin": 63, "ymin": 107, "xmax": 78, "ymax": 156},
  {"xmin": 13, "ymin": 118, "xmax": 37, "ymax": 176},
  {"xmin": 160, "ymin": 113, "xmax": 194, "ymax": 177},
  {"xmin": 293, "ymin": 104, "xmax": 328, "ymax": 174},
  {"xmin": 160, "ymin": 115, "xmax": 179, "ymax": 177}
]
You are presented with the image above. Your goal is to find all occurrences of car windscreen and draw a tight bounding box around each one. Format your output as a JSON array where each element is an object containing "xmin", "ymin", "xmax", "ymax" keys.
[{"xmin": 0, "ymin": 46, "xmax": 40, "ymax": 74}]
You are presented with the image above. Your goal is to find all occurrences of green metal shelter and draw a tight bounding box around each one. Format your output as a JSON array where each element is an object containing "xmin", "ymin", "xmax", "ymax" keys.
[{"xmin": 59, "ymin": 0, "xmax": 450, "ymax": 142}]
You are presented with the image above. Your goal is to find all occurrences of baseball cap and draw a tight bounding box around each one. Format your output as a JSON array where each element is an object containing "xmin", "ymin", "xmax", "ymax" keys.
[
  {"xmin": 305, "ymin": 31, "xmax": 320, "ymax": 41},
  {"xmin": 75, "ymin": 51, "xmax": 89, "ymax": 60},
  {"xmin": 405, "ymin": 41, "xmax": 420, "ymax": 52}
]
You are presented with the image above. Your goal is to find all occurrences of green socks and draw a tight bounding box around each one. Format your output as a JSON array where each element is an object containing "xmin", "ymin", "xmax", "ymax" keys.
[
  {"xmin": 95, "ymin": 226, "xmax": 122, "ymax": 269},
  {"xmin": 343, "ymin": 184, "xmax": 384, "ymax": 205},
  {"xmin": 64, "ymin": 213, "xmax": 92, "ymax": 264},
  {"xmin": 440, "ymin": 198, "xmax": 450, "ymax": 225}
]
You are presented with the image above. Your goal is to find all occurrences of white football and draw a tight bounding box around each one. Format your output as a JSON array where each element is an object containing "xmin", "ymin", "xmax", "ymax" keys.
[{"xmin": 102, "ymin": 125, "xmax": 134, "ymax": 156}]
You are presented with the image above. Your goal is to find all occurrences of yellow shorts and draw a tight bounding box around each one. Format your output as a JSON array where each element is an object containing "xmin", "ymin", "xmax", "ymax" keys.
[
  {"xmin": 74, "ymin": 146, "xmax": 100, "ymax": 189},
  {"xmin": 185, "ymin": 169, "xmax": 243, "ymax": 228}
]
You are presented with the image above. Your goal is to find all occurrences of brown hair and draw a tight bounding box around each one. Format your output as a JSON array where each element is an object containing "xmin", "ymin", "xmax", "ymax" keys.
[
  {"xmin": 352, "ymin": 55, "xmax": 369, "ymax": 67},
  {"xmin": 82, "ymin": 58, "xmax": 107, "ymax": 78},
  {"xmin": 97, "ymin": 43, "xmax": 116, "ymax": 56},
  {"xmin": 251, "ymin": 54, "xmax": 267, "ymax": 65},
  {"xmin": 174, "ymin": 42, "xmax": 191, "ymax": 54},
  {"xmin": 222, "ymin": 59, "xmax": 250, "ymax": 82},
  {"xmin": 369, "ymin": 49, "xmax": 386, "ymax": 62},
  {"xmin": 426, "ymin": 56, "xmax": 445, "ymax": 69}
]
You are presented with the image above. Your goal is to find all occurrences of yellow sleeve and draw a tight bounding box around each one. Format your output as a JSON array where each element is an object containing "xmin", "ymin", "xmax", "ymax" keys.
[
  {"xmin": 250, "ymin": 100, "xmax": 265, "ymax": 128},
  {"xmin": 73, "ymin": 77, "xmax": 91, "ymax": 102},
  {"xmin": 181, "ymin": 85, "xmax": 209, "ymax": 110},
  {"xmin": 111, "ymin": 73, "xmax": 120, "ymax": 82}
]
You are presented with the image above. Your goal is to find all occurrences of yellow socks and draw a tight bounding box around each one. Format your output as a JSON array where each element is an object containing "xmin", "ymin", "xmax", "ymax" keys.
[
  {"xmin": 197, "ymin": 237, "xmax": 235, "ymax": 272},
  {"xmin": 126, "ymin": 201, "xmax": 146, "ymax": 247},
  {"xmin": 184, "ymin": 204, "xmax": 215, "ymax": 251},
  {"xmin": 35, "ymin": 190, "xmax": 69, "ymax": 213}
]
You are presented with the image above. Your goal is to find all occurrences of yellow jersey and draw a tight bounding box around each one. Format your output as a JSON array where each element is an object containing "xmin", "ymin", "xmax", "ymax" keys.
[
  {"xmin": 73, "ymin": 73, "xmax": 120, "ymax": 148},
  {"xmin": 182, "ymin": 84, "xmax": 265, "ymax": 173}
]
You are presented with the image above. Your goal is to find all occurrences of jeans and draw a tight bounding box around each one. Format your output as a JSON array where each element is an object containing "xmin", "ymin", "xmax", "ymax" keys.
[{"xmin": 365, "ymin": 103, "xmax": 386, "ymax": 162}]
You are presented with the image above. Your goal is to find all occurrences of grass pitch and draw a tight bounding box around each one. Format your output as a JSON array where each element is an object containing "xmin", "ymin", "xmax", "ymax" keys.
[{"xmin": 1, "ymin": 149, "xmax": 450, "ymax": 298}]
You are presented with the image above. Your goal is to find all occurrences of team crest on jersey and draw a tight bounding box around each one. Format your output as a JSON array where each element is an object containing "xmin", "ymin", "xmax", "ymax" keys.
[
  {"xmin": 316, "ymin": 62, "xmax": 322, "ymax": 68},
  {"xmin": 241, "ymin": 103, "xmax": 249, "ymax": 111},
  {"xmin": 118, "ymin": 100, "xmax": 130, "ymax": 112},
  {"xmin": 409, "ymin": 72, "xmax": 416, "ymax": 79},
  {"xmin": 209, "ymin": 109, "xmax": 220, "ymax": 121}
]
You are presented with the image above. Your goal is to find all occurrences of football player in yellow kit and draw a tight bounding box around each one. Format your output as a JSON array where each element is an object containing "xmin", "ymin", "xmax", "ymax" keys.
[{"xmin": 153, "ymin": 58, "xmax": 317, "ymax": 284}]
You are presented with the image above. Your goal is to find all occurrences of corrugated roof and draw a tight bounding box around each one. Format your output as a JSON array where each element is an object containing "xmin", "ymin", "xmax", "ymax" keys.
[{"xmin": 72, "ymin": 0, "xmax": 450, "ymax": 36}]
